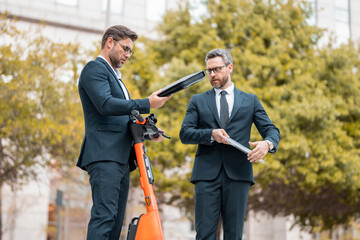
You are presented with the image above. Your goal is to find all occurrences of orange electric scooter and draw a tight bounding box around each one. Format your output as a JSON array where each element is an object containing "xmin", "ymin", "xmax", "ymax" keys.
[{"xmin": 127, "ymin": 110, "xmax": 170, "ymax": 240}]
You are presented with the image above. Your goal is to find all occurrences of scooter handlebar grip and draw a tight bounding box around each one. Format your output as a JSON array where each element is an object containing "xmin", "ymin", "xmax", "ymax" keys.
[{"xmin": 131, "ymin": 110, "xmax": 145, "ymax": 123}]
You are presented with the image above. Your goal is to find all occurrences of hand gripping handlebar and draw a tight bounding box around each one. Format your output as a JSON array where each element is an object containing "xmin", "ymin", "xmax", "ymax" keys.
[{"xmin": 130, "ymin": 110, "xmax": 171, "ymax": 142}]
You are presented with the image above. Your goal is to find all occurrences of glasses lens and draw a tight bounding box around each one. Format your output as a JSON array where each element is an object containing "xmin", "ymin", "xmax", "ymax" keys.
[
  {"xmin": 117, "ymin": 41, "xmax": 134, "ymax": 55},
  {"xmin": 124, "ymin": 46, "xmax": 133, "ymax": 55},
  {"xmin": 206, "ymin": 65, "xmax": 226, "ymax": 74},
  {"xmin": 214, "ymin": 67, "xmax": 222, "ymax": 73},
  {"xmin": 124, "ymin": 46, "xmax": 130, "ymax": 53}
]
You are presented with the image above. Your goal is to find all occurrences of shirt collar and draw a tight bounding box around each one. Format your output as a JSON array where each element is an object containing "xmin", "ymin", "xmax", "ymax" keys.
[
  {"xmin": 98, "ymin": 55, "xmax": 122, "ymax": 79},
  {"xmin": 214, "ymin": 82, "xmax": 234, "ymax": 95}
]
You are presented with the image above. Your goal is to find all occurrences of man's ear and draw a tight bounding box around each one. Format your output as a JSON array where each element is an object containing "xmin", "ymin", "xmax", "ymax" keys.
[
  {"xmin": 106, "ymin": 37, "xmax": 115, "ymax": 49},
  {"xmin": 229, "ymin": 63, "xmax": 234, "ymax": 74}
]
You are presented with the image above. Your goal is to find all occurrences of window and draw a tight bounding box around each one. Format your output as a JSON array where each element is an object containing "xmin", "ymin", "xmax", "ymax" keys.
[
  {"xmin": 335, "ymin": 0, "xmax": 351, "ymax": 43},
  {"xmin": 102, "ymin": 0, "xmax": 123, "ymax": 15}
]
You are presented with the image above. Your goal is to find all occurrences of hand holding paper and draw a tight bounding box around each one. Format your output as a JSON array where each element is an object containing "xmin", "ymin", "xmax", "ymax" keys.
[{"xmin": 226, "ymin": 138, "xmax": 265, "ymax": 164}]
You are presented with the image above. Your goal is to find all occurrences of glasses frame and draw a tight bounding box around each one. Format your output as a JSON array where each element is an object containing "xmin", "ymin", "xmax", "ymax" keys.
[
  {"xmin": 205, "ymin": 64, "xmax": 229, "ymax": 75},
  {"xmin": 113, "ymin": 39, "xmax": 134, "ymax": 56}
]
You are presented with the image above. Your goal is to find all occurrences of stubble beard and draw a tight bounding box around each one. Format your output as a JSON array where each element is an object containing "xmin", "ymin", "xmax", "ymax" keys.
[
  {"xmin": 109, "ymin": 47, "xmax": 122, "ymax": 69},
  {"xmin": 212, "ymin": 75, "xmax": 229, "ymax": 89}
]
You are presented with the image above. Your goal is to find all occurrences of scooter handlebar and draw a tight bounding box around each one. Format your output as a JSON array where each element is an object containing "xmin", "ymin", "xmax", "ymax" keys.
[
  {"xmin": 131, "ymin": 110, "xmax": 171, "ymax": 140},
  {"xmin": 131, "ymin": 110, "xmax": 145, "ymax": 123}
]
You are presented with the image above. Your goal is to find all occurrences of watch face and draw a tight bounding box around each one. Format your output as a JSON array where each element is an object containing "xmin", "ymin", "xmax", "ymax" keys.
[{"xmin": 266, "ymin": 140, "xmax": 274, "ymax": 150}]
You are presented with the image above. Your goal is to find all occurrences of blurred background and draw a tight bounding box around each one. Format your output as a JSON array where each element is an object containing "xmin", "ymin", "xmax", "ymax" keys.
[{"xmin": 0, "ymin": 0, "xmax": 359, "ymax": 239}]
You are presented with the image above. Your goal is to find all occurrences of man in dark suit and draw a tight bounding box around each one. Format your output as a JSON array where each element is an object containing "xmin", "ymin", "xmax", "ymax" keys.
[
  {"xmin": 180, "ymin": 49, "xmax": 280, "ymax": 240},
  {"xmin": 77, "ymin": 25, "xmax": 171, "ymax": 240}
]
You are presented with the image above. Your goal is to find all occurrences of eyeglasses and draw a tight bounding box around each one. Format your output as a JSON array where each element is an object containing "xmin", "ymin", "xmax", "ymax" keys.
[
  {"xmin": 115, "ymin": 40, "xmax": 134, "ymax": 56},
  {"xmin": 205, "ymin": 64, "xmax": 229, "ymax": 74}
]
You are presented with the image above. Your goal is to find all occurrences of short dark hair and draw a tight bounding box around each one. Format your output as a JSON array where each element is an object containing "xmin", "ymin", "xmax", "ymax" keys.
[
  {"xmin": 101, "ymin": 25, "xmax": 138, "ymax": 49},
  {"xmin": 205, "ymin": 48, "xmax": 233, "ymax": 65}
]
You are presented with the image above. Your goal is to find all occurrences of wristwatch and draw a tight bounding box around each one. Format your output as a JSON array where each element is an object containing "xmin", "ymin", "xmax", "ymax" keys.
[{"xmin": 265, "ymin": 140, "xmax": 274, "ymax": 150}]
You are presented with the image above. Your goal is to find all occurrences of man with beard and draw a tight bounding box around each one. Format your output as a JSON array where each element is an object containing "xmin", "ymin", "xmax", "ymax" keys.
[
  {"xmin": 77, "ymin": 25, "xmax": 171, "ymax": 240},
  {"xmin": 180, "ymin": 48, "xmax": 280, "ymax": 240}
]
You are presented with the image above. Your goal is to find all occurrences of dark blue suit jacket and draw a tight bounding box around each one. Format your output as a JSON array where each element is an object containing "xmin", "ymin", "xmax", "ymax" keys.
[
  {"xmin": 77, "ymin": 57, "xmax": 150, "ymax": 170},
  {"xmin": 180, "ymin": 87, "xmax": 280, "ymax": 184}
]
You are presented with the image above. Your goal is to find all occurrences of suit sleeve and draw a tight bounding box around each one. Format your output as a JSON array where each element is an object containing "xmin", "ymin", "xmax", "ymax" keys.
[
  {"xmin": 80, "ymin": 61, "xmax": 150, "ymax": 116},
  {"xmin": 253, "ymin": 95, "xmax": 280, "ymax": 153},
  {"xmin": 179, "ymin": 96, "xmax": 213, "ymax": 145}
]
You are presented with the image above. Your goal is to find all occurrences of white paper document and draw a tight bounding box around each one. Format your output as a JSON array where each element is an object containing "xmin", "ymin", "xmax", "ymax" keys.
[{"xmin": 226, "ymin": 138, "xmax": 265, "ymax": 164}]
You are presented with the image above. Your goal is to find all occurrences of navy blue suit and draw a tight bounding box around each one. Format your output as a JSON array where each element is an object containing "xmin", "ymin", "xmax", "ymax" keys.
[
  {"xmin": 180, "ymin": 87, "xmax": 280, "ymax": 239},
  {"xmin": 78, "ymin": 57, "xmax": 150, "ymax": 239}
]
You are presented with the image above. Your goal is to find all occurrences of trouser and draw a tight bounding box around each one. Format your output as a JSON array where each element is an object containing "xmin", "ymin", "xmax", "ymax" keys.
[
  {"xmin": 195, "ymin": 166, "xmax": 250, "ymax": 240},
  {"xmin": 86, "ymin": 161, "xmax": 130, "ymax": 240}
]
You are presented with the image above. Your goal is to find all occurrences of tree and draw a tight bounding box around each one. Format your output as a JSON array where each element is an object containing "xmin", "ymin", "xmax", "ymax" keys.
[
  {"xmin": 123, "ymin": 0, "xmax": 360, "ymax": 232},
  {"xmin": 0, "ymin": 14, "xmax": 86, "ymax": 238}
]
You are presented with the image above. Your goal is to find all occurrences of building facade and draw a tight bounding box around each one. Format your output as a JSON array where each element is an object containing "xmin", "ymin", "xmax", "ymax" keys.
[
  {"xmin": 1, "ymin": 0, "xmax": 180, "ymax": 44},
  {"xmin": 308, "ymin": 0, "xmax": 360, "ymax": 45}
]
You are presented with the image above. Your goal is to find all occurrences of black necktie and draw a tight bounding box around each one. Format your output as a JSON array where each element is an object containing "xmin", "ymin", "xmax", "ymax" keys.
[{"xmin": 220, "ymin": 90, "xmax": 229, "ymax": 129}]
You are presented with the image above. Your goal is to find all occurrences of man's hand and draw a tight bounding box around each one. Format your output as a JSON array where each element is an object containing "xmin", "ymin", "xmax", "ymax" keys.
[
  {"xmin": 148, "ymin": 89, "xmax": 172, "ymax": 108},
  {"xmin": 150, "ymin": 128, "xmax": 165, "ymax": 142},
  {"xmin": 211, "ymin": 129, "xmax": 230, "ymax": 144},
  {"xmin": 248, "ymin": 141, "xmax": 269, "ymax": 163}
]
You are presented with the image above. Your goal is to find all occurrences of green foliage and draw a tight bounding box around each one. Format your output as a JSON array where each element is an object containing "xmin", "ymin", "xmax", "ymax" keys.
[
  {"xmin": 124, "ymin": 0, "xmax": 360, "ymax": 230},
  {"xmin": 0, "ymin": 14, "xmax": 86, "ymax": 185}
]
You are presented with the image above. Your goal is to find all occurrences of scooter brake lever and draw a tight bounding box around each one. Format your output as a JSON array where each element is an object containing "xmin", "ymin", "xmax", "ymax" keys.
[
  {"xmin": 150, "ymin": 131, "xmax": 171, "ymax": 140},
  {"xmin": 161, "ymin": 132, "xmax": 171, "ymax": 139}
]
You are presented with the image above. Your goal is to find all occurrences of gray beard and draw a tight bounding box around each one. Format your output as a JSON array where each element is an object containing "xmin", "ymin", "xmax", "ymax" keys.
[
  {"xmin": 212, "ymin": 76, "xmax": 229, "ymax": 89},
  {"xmin": 109, "ymin": 56, "xmax": 121, "ymax": 68}
]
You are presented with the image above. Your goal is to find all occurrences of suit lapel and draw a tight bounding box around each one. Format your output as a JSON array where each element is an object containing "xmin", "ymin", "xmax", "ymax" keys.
[
  {"xmin": 228, "ymin": 88, "xmax": 244, "ymax": 123},
  {"xmin": 96, "ymin": 57, "xmax": 118, "ymax": 81},
  {"xmin": 96, "ymin": 57, "xmax": 129, "ymax": 99},
  {"xmin": 205, "ymin": 89, "xmax": 221, "ymax": 127}
]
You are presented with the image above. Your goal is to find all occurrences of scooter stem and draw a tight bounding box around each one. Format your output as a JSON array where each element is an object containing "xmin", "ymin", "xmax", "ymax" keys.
[
  {"xmin": 134, "ymin": 142, "xmax": 159, "ymax": 212},
  {"xmin": 133, "ymin": 142, "xmax": 164, "ymax": 240}
]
